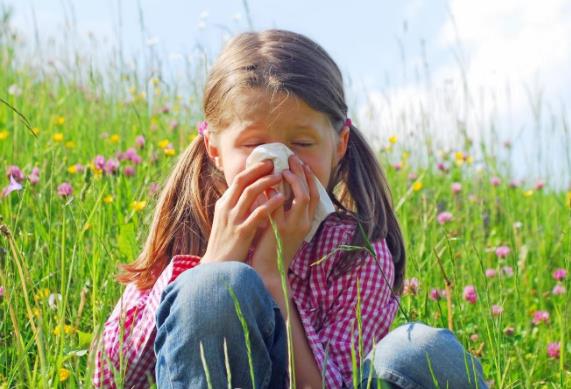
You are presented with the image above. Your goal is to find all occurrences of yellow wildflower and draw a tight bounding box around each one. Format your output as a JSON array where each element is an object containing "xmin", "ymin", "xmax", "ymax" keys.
[
  {"xmin": 523, "ymin": 190, "xmax": 534, "ymax": 197},
  {"xmin": 34, "ymin": 288, "xmax": 50, "ymax": 301},
  {"xmin": 158, "ymin": 139, "xmax": 170, "ymax": 149},
  {"xmin": 54, "ymin": 116, "xmax": 65, "ymax": 126},
  {"xmin": 52, "ymin": 133, "xmax": 64, "ymax": 142},
  {"xmin": 110, "ymin": 134, "xmax": 121, "ymax": 143},
  {"xmin": 82, "ymin": 223, "xmax": 91, "ymax": 232},
  {"xmin": 466, "ymin": 155, "xmax": 474, "ymax": 164},
  {"xmin": 164, "ymin": 147, "xmax": 176, "ymax": 157},
  {"xmin": 0, "ymin": 130, "xmax": 8, "ymax": 140},
  {"xmin": 103, "ymin": 195, "xmax": 114, "ymax": 204},
  {"xmin": 31, "ymin": 127, "xmax": 40, "ymax": 136},
  {"xmin": 567, "ymin": 191, "xmax": 571, "ymax": 208},
  {"xmin": 402, "ymin": 151, "xmax": 410, "ymax": 160},
  {"xmin": 53, "ymin": 324, "xmax": 76, "ymax": 336},
  {"xmin": 455, "ymin": 151, "xmax": 464, "ymax": 162},
  {"xmin": 131, "ymin": 200, "xmax": 147, "ymax": 212},
  {"xmin": 64, "ymin": 141, "xmax": 76, "ymax": 149},
  {"xmin": 59, "ymin": 368, "xmax": 70, "ymax": 382},
  {"xmin": 412, "ymin": 181, "xmax": 423, "ymax": 192},
  {"xmin": 389, "ymin": 135, "xmax": 398, "ymax": 145},
  {"xmin": 32, "ymin": 307, "xmax": 41, "ymax": 317},
  {"xmin": 67, "ymin": 165, "xmax": 77, "ymax": 174}
]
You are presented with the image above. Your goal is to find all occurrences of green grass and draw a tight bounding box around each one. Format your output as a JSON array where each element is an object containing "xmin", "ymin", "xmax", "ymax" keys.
[{"xmin": 1, "ymin": 6, "xmax": 570, "ymax": 388}]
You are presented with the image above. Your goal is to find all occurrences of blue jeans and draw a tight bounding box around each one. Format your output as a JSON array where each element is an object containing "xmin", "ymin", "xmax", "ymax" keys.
[{"xmin": 155, "ymin": 262, "xmax": 488, "ymax": 389}]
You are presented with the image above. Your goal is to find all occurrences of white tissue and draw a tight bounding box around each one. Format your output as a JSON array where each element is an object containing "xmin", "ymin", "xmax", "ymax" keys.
[{"xmin": 245, "ymin": 142, "xmax": 335, "ymax": 242}]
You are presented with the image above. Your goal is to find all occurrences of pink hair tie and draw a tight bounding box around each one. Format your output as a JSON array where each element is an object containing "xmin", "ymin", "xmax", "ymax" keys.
[
  {"xmin": 198, "ymin": 120, "xmax": 208, "ymax": 136},
  {"xmin": 344, "ymin": 118, "xmax": 352, "ymax": 128}
]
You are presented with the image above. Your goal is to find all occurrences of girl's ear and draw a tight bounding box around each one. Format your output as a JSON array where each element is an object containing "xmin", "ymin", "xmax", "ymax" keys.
[
  {"xmin": 203, "ymin": 131, "xmax": 223, "ymax": 170},
  {"xmin": 334, "ymin": 125, "xmax": 350, "ymax": 166}
]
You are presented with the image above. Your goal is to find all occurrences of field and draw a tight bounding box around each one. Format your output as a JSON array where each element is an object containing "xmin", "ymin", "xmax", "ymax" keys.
[{"xmin": 0, "ymin": 7, "xmax": 570, "ymax": 388}]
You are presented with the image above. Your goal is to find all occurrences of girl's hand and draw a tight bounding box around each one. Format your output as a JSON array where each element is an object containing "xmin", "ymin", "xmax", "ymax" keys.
[
  {"xmin": 250, "ymin": 155, "xmax": 319, "ymax": 286},
  {"xmin": 201, "ymin": 160, "xmax": 286, "ymax": 264}
]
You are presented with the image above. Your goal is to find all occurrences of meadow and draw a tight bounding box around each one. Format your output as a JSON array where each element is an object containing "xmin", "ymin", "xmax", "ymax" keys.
[{"xmin": 0, "ymin": 7, "xmax": 570, "ymax": 388}]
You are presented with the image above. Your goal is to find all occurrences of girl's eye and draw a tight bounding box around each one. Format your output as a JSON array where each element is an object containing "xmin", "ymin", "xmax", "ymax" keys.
[
  {"xmin": 292, "ymin": 142, "xmax": 313, "ymax": 147},
  {"xmin": 243, "ymin": 144, "xmax": 263, "ymax": 148}
]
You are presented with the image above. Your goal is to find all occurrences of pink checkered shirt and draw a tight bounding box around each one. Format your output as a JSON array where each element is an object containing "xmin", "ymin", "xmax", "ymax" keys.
[{"xmin": 91, "ymin": 213, "xmax": 399, "ymax": 388}]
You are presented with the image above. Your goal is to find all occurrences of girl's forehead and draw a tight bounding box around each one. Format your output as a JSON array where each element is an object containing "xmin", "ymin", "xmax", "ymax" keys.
[{"xmin": 225, "ymin": 88, "xmax": 327, "ymax": 129}]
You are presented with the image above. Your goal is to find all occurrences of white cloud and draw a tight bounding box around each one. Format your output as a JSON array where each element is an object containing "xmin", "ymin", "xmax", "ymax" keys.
[{"xmin": 359, "ymin": 0, "xmax": 571, "ymax": 187}]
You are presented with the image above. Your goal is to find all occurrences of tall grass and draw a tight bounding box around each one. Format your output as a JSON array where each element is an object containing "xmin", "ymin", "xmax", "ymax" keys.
[{"xmin": 0, "ymin": 4, "xmax": 570, "ymax": 388}]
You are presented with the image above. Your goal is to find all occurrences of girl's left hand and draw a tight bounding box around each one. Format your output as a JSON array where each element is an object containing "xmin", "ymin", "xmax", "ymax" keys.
[{"xmin": 249, "ymin": 155, "xmax": 319, "ymax": 287}]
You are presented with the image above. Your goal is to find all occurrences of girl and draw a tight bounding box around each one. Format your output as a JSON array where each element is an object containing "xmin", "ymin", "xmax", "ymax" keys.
[{"xmin": 91, "ymin": 29, "xmax": 487, "ymax": 388}]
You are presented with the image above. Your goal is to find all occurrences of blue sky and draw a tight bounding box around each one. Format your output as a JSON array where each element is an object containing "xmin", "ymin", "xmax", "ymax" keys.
[{"xmin": 5, "ymin": 0, "xmax": 571, "ymax": 187}]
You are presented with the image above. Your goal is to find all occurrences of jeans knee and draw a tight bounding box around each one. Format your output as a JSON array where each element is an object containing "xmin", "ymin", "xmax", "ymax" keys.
[{"xmin": 158, "ymin": 261, "xmax": 275, "ymax": 334}]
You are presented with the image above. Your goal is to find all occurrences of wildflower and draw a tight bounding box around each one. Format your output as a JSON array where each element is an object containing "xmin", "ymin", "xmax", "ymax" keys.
[
  {"xmin": 123, "ymin": 166, "xmax": 136, "ymax": 177},
  {"xmin": 509, "ymin": 179, "xmax": 520, "ymax": 188},
  {"xmin": 104, "ymin": 158, "xmax": 120, "ymax": 175},
  {"xmin": 93, "ymin": 155, "xmax": 105, "ymax": 170},
  {"xmin": 403, "ymin": 278, "xmax": 420, "ymax": 296},
  {"xmin": 59, "ymin": 368, "xmax": 70, "ymax": 382},
  {"xmin": 547, "ymin": 342, "xmax": 560, "ymax": 359},
  {"xmin": 429, "ymin": 288, "xmax": 445, "ymax": 301},
  {"xmin": 135, "ymin": 135, "xmax": 145, "ymax": 148},
  {"xmin": 8, "ymin": 84, "xmax": 22, "ymax": 96},
  {"xmin": 454, "ymin": 151, "xmax": 464, "ymax": 163},
  {"xmin": 437, "ymin": 212, "xmax": 453, "ymax": 225},
  {"xmin": 412, "ymin": 181, "xmax": 423, "ymax": 192},
  {"xmin": 469, "ymin": 334, "xmax": 479, "ymax": 342},
  {"xmin": 64, "ymin": 141, "xmax": 76, "ymax": 149},
  {"xmin": 402, "ymin": 151, "xmax": 410, "ymax": 160},
  {"xmin": 57, "ymin": 182, "xmax": 73, "ymax": 198},
  {"xmin": 34, "ymin": 288, "xmax": 50, "ymax": 301},
  {"xmin": 110, "ymin": 134, "xmax": 121, "ymax": 143},
  {"xmin": 0, "ymin": 285, "xmax": 4, "ymax": 298},
  {"xmin": 485, "ymin": 268, "xmax": 497, "ymax": 278},
  {"xmin": 408, "ymin": 172, "xmax": 417, "ymax": 181},
  {"xmin": 164, "ymin": 146, "xmax": 176, "ymax": 157},
  {"xmin": 491, "ymin": 305, "xmax": 503, "ymax": 317},
  {"xmin": 169, "ymin": 120, "xmax": 179, "ymax": 130},
  {"xmin": 158, "ymin": 139, "xmax": 170, "ymax": 149},
  {"xmin": 388, "ymin": 135, "xmax": 397, "ymax": 144},
  {"xmin": 552, "ymin": 268, "xmax": 567, "ymax": 281},
  {"xmin": 552, "ymin": 284, "xmax": 566, "ymax": 295},
  {"xmin": 54, "ymin": 116, "xmax": 65, "ymax": 126},
  {"xmin": 103, "ymin": 195, "xmax": 114, "ymax": 204},
  {"xmin": 149, "ymin": 182, "xmax": 161, "ymax": 195},
  {"xmin": 451, "ymin": 182, "xmax": 462, "ymax": 194},
  {"xmin": 495, "ymin": 246, "xmax": 511, "ymax": 259},
  {"xmin": 0, "ymin": 130, "xmax": 8, "ymax": 140},
  {"xmin": 48, "ymin": 293, "xmax": 62, "ymax": 310},
  {"xmin": 503, "ymin": 326, "xmax": 515, "ymax": 336},
  {"xmin": 68, "ymin": 164, "xmax": 78, "ymax": 174},
  {"xmin": 131, "ymin": 200, "xmax": 146, "ymax": 212},
  {"xmin": 2, "ymin": 175, "xmax": 22, "ymax": 197},
  {"xmin": 463, "ymin": 285, "xmax": 477, "ymax": 304},
  {"xmin": 567, "ymin": 191, "xmax": 571, "ymax": 208},
  {"xmin": 513, "ymin": 221, "xmax": 523, "ymax": 229},
  {"xmin": 532, "ymin": 310, "xmax": 549, "ymax": 325},
  {"xmin": 6, "ymin": 165, "xmax": 24, "ymax": 183},
  {"xmin": 535, "ymin": 181, "xmax": 544, "ymax": 190},
  {"xmin": 502, "ymin": 266, "xmax": 514, "ymax": 277},
  {"xmin": 52, "ymin": 133, "xmax": 64, "ymax": 142},
  {"xmin": 490, "ymin": 177, "xmax": 501, "ymax": 186},
  {"xmin": 28, "ymin": 167, "xmax": 40, "ymax": 185},
  {"xmin": 392, "ymin": 162, "xmax": 402, "ymax": 171},
  {"xmin": 31, "ymin": 127, "xmax": 40, "ymax": 136},
  {"xmin": 523, "ymin": 190, "xmax": 534, "ymax": 197},
  {"xmin": 436, "ymin": 162, "xmax": 448, "ymax": 172},
  {"xmin": 124, "ymin": 148, "xmax": 142, "ymax": 164}
]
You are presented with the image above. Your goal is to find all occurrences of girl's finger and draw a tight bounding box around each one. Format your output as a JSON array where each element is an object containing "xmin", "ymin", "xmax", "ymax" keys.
[
  {"xmin": 283, "ymin": 169, "xmax": 310, "ymax": 219},
  {"xmin": 233, "ymin": 173, "xmax": 283, "ymax": 220},
  {"xmin": 304, "ymin": 164, "xmax": 319, "ymax": 218},
  {"xmin": 225, "ymin": 160, "xmax": 274, "ymax": 207},
  {"xmin": 242, "ymin": 190, "xmax": 285, "ymax": 229},
  {"xmin": 289, "ymin": 155, "xmax": 309, "ymax": 192}
]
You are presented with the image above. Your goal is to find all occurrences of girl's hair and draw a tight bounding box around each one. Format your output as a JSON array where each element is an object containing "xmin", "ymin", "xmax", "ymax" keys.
[{"xmin": 118, "ymin": 29, "xmax": 406, "ymax": 294}]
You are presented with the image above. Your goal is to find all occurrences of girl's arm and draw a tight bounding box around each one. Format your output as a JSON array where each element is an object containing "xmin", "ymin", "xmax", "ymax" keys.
[{"xmin": 265, "ymin": 278, "xmax": 323, "ymax": 389}]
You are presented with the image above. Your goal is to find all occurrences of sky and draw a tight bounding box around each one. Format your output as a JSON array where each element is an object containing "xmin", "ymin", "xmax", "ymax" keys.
[{"xmin": 5, "ymin": 0, "xmax": 571, "ymax": 188}]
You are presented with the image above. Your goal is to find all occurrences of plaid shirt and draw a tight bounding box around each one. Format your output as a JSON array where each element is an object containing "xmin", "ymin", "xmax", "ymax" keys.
[{"xmin": 91, "ymin": 213, "xmax": 399, "ymax": 388}]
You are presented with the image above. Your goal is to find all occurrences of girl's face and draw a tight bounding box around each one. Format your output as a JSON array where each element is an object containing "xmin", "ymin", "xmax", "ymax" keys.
[{"xmin": 204, "ymin": 88, "xmax": 350, "ymax": 190}]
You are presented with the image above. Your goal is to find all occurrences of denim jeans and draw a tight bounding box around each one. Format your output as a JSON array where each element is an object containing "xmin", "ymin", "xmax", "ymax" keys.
[{"xmin": 155, "ymin": 262, "xmax": 488, "ymax": 389}]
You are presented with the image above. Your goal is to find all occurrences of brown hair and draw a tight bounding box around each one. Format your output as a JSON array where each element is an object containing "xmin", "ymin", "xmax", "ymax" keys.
[{"xmin": 118, "ymin": 29, "xmax": 406, "ymax": 293}]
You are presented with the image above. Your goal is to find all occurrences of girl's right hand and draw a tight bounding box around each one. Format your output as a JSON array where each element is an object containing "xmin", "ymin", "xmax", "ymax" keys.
[{"xmin": 201, "ymin": 160, "xmax": 285, "ymax": 264}]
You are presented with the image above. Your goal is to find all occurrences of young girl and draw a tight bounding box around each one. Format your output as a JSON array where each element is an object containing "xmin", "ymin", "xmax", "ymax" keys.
[{"xmin": 91, "ymin": 29, "xmax": 487, "ymax": 389}]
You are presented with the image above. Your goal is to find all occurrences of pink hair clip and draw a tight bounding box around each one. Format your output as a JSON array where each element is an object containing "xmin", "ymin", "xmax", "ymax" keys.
[
  {"xmin": 198, "ymin": 120, "xmax": 208, "ymax": 136},
  {"xmin": 344, "ymin": 118, "xmax": 352, "ymax": 128}
]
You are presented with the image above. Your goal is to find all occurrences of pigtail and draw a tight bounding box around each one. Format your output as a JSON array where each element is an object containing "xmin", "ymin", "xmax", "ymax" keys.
[
  {"xmin": 117, "ymin": 137, "xmax": 226, "ymax": 290},
  {"xmin": 328, "ymin": 123, "xmax": 406, "ymax": 294}
]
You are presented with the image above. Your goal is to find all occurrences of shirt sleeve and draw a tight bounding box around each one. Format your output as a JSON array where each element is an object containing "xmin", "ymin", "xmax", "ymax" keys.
[
  {"xmin": 91, "ymin": 255, "xmax": 201, "ymax": 388},
  {"xmin": 305, "ymin": 239, "xmax": 399, "ymax": 389}
]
